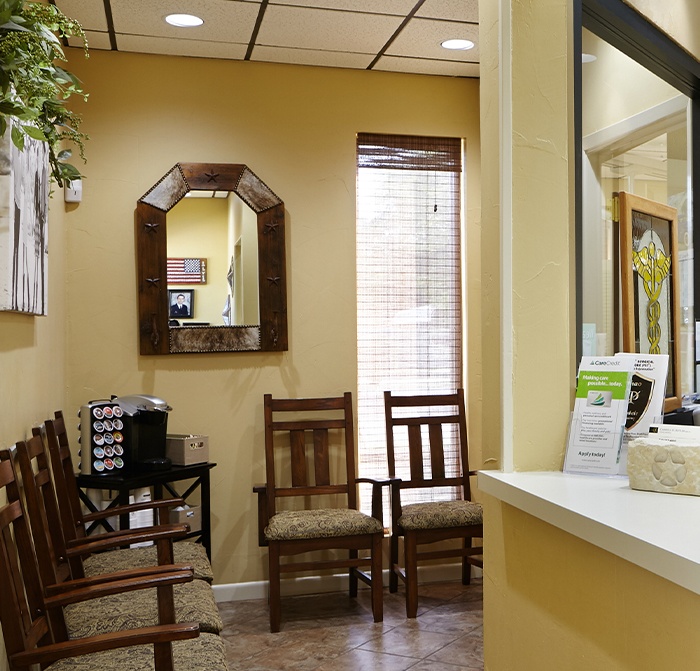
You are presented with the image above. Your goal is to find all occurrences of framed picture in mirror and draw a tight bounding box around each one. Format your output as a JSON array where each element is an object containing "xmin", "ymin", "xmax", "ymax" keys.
[{"xmin": 168, "ymin": 289, "xmax": 194, "ymax": 319}]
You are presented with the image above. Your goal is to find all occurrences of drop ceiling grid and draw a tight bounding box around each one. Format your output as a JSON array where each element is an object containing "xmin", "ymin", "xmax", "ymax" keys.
[{"xmin": 54, "ymin": 0, "xmax": 480, "ymax": 78}]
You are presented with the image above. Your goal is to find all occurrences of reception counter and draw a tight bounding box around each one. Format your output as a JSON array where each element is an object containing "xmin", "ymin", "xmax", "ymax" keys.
[{"xmin": 478, "ymin": 469, "xmax": 700, "ymax": 595}]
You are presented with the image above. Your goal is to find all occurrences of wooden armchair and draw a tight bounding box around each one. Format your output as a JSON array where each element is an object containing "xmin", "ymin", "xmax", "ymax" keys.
[
  {"xmin": 254, "ymin": 392, "xmax": 385, "ymax": 632},
  {"xmin": 384, "ymin": 389, "xmax": 483, "ymax": 617},
  {"xmin": 11, "ymin": 436, "xmax": 223, "ymax": 641},
  {"xmin": 0, "ymin": 450, "xmax": 228, "ymax": 671},
  {"xmin": 41, "ymin": 411, "xmax": 213, "ymax": 582}
]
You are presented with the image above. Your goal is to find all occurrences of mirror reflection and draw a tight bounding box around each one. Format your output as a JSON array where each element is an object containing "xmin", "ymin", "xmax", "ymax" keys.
[{"xmin": 167, "ymin": 192, "xmax": 259, "ymax": 327}]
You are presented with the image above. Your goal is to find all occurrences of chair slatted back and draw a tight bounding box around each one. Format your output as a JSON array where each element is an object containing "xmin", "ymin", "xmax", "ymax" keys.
[
  {"xmin": 264, "ymin": 393, "xmax": 358, "ymax": 518},
  {"xmin": 0, "ymin": 451, "xmax": 53, "ymax": 668},
  {"xmin": 384, "ymin": 389, "xmax": 472, "ymax": 501},
  {"xmin": 45, "ymin": 411, "xmax": 87, "ymax": 544}
]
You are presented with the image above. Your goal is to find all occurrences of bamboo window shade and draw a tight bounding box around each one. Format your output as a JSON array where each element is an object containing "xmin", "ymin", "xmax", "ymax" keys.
[{"xmin": 356, "ymin": 133, "xmax": 463, "ymax": 515}]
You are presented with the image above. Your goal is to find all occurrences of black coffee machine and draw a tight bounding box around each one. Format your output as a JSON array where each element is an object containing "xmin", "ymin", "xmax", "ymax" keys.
[{"xmin": 80, "ymin": 394, "xmax": 172, "ymax": 475}]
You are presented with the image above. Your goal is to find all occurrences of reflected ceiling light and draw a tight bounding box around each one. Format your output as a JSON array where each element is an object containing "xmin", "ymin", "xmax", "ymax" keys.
[
  {"xmin": 441, "ymin": 39, "xmax": 475, "ymax": 51},
  {"xmin": 582, "ymin": 53, "xmax": 597, "ymax": 63},
  {"xmin": 165, "ymin": 13, "xmax": 203, "ymax": 27}
]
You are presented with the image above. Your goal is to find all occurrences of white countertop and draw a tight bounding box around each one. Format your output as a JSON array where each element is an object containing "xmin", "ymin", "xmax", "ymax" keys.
[{"xmin": 478, "ymin": 470, "xmax": 700, "ymax": 595}]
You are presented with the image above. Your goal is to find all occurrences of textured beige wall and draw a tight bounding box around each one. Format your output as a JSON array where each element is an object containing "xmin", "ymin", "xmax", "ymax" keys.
[
  {"xmin": 60, "ymin": 49, "xmax": 482, "ymax": 589},
  {"xmin": 625, "ymin": 0, "xmax": 700, "ymax": 60}
]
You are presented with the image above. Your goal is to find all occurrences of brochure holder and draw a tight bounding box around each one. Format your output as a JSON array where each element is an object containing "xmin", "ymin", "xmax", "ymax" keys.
[{"xmin": 563, "ymin": 413, "xmax": 626, "ymax": 476}]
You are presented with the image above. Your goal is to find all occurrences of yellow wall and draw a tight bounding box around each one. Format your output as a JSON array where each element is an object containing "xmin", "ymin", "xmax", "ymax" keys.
[
  {"xmin": 480, "ymin": 0, "xmax": 700, "ymax": 668},
  {"xmin": 60, "ymin": 50, "xmax": 482, "ymax": 589}
]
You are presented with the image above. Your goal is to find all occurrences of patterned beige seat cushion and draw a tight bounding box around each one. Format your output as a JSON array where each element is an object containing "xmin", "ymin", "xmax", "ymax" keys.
[
  {"xmin": 82, "ymin": 541, "xmax": 213, "ymax": 582},
  {"xmin": 398, "ymin": 500, "xmax": 483, "ymax": 530},
  {"xmin": 265, "ymin": 508, "xmax": 383, "ymax": 541},
  {"xmin": 65, "ymin": 578, "xmax": 222, "ymax": 638},
  {"xmin": 47, "ymin": 631, "xmax": 227, "ymax": 671}
]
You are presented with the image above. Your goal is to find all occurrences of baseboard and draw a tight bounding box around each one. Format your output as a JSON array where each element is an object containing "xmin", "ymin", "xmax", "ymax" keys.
[{"xmin": 212, "ymin": 562, "xmax": 483, "ymax": 603}]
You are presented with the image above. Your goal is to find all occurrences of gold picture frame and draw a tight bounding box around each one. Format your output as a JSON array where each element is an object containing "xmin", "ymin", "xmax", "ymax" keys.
[{"xmin": 619, "ymin": 191, "xmax": 681, "ymax": 412}]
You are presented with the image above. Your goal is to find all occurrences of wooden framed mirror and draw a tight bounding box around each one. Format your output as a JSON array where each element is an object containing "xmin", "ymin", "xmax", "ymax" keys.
[{"xmin": 136, "ymin": 163, "xmax": 287, "ymax": 354}]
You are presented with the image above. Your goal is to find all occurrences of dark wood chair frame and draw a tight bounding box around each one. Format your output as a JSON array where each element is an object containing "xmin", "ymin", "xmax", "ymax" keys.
[
  {"xmin": 0, "ymin": 448, "xmax": 199, "ymax": 671},
  {"xmin": 11, "ymin": 436, "xmax": 195, "ymax": 641},
  {"xmin": 254, "ymin": 392, "xmax": 386, "ymax": 632},
  {"xmin": 384, "ymin": 389, "xmax": 483, "ymax": 617},
  {"xmin": 42, "ymin": 411, "xmax": 188, "ymax": 578}
]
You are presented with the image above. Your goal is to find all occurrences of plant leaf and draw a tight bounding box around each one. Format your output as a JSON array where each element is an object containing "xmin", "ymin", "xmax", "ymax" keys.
[
  {"xmin": 22, "ymin": 125, "xmax": 47, "ymax": 141},
  {"xmin": 10, "ymin": 124, "xmax": 23, "ymax": 151}
]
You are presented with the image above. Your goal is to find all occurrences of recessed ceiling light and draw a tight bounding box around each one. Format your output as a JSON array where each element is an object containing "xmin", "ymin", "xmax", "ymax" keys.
[
  {"xmin": 441, "ymin": 39, "xmax": 475, "ymax": 51},
  {"xmin": 165, "ymin": 13, "xmax": 203, "ymax": 28},
  {"xmin": 582, "ymin": 53, "xmax": 597, "ymax": 63}
]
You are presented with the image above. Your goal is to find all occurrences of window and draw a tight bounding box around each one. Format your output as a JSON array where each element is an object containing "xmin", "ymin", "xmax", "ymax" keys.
[{"xmin": 356, "ymin": 133, "xmax": 463, "ymax": 516}]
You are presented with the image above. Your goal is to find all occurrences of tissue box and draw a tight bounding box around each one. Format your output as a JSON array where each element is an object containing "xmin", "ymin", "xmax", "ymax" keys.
[
  {"xmin": 169, "ymin": 505, "xmax": 202, "ymax": 533},
  {"xmin": 166, "ymin": 434, "xmax": 209, "ymax": 465},
  {"xmin": 627, "ymin": 437, "xmax": 700, "ymax": 496}
]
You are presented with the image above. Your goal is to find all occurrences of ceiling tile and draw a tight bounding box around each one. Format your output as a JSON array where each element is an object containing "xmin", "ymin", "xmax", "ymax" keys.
[
  {"xmin": 67, "ymin": 31, "xmax": 112, "ymax": 51},
  {"xmin": 252, "ymin": 45, "xmax": 373, "ymax": 70},
  {"xmin": 416, "ymin": 0, "xmax": 479, "ymax": 23},
  {"xmin": 257, "ymin": 5, "xmax": 403, "ymax": 53},
  {"xmin": 109, "ymin": 0, "xmax": 261, "ymax": 44},
  {"xmin": 386, "ymin": 17, "xmax": 479, "ymax": 62},
  {"xmin": 268, "ymin": 0, "xmax": 416, "ymax": 14},
  {"xmin": 374, "ymin": 55, "xmax": 479, "ymax": 78},
  {"xmin": 55, "ymin": 0, "xmax": 109, "ymax": 31},
  {"xmin": 116, "ymin": 35, "xmax": 249, "ymax": 61}
]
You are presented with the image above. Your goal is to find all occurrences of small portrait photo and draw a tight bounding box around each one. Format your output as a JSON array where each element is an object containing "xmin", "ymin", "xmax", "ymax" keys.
[{"xmin": 168, "ymin": 289, "xmax": 194, "ymax": 319}]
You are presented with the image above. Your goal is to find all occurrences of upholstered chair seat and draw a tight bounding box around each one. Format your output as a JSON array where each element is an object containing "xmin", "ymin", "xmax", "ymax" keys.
[
  {"xmin": 64, "ymin": 579, "xmax": 223, "ymax": 638},
  {"xmin": 265, "ymin": 508, "xmax": 384, "ymax": 541},
  {"xmin": 82, "ymin": 542, "xmax": 214, "ymax": 582},
  {"xmin": 398, "ymin": 500, "xmax": 483, "ymax": 530},
  {"xmin": 45, "ymin": 632, "xmax": 228, "ymax": 671}
]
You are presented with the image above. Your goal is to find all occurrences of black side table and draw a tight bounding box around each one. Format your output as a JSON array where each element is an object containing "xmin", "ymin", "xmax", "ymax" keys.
[{"xmin": 76, "ymin": 462, "xmax": 216, "ymax": 559}]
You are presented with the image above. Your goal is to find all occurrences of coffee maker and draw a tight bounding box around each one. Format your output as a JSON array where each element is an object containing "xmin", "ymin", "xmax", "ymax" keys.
[{"xmin": 80, "ymin": 394, "xmax": 172, "ymax": 475}]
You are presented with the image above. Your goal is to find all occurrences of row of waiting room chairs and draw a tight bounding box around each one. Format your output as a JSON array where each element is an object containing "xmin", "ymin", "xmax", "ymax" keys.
[
  {"xmin": 254, "ymin": 389, "xmax": 483, "ymax": 632},
  {"xmin": 0, "ymin": 388, "xmax": 483, "ymax": 667},
  {"xmin": 0, "ymin": 411, "xmax": 226, "ymax": 671}
]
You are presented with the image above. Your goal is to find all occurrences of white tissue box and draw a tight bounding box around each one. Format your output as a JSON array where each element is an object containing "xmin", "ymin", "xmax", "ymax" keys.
[
  {"xmin": 169, "ymin": 505, "xmax": 202, "ymax": 533},
  {"xmin": 166, "ymin": 434, "xmax": 209, "ymax": 465},
  {"xmin": 627, "ymin": 437, "xmax": 700, "ymax": 496}
]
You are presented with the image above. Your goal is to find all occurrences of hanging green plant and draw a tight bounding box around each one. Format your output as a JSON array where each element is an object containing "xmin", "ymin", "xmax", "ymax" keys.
[{"xmin": 0, "ymin": 0, "xmax": 88, "ymax": 186}]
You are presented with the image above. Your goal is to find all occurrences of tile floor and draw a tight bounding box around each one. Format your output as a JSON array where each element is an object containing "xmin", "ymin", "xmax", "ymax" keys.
[{"xmin": 218, "ymin": 579, "xmax": 483, "ymax": 670}]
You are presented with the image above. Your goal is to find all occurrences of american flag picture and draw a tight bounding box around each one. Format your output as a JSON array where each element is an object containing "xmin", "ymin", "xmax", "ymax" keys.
[{"xmin": 167, "ymin": 258, "xmax": 207, "ymax": 284}]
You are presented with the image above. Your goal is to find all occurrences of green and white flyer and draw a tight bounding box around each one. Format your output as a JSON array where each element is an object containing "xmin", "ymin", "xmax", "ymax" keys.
[{"xmin": 564, "ymin": 356, "xmax": 634, "ymax": 475}]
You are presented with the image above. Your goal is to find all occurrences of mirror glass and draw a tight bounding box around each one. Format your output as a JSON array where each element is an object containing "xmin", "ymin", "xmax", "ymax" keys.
[
  {"xmin": 136, "ymin": 163, "xmax": 287, "ymax": 355},
  {"xmin": 167, "ymin": 192, "xmax": 260, "ymax": 327}
]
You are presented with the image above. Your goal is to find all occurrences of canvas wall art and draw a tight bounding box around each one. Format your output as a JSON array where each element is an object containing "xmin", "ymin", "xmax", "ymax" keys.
[{"xmin": 0, "ymin": 124, "xmax": 50, "ymax": 315}]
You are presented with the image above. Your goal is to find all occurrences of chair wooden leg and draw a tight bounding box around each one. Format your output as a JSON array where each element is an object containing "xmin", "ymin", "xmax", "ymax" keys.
[
  {"xmin": 405, "ymin": 531, "xmax": 418, "ymax": 618},
  {"xmin": 462, "ymin": 538, "xmax": 472, "ymax": 585},
  {"xmin": 349, "ymin": 548, "xmax": 358, "ymax": 598},
  {"xmin": 371, "ymin": 533, "xmax": 383, "ymax": 623},
  {"xmin": 268, "ymin": 542, "xmax": 281, "ymax": 633},
  {"xmin": 389, "ymin": 531, "xmax": 399, "ymax": 593}
]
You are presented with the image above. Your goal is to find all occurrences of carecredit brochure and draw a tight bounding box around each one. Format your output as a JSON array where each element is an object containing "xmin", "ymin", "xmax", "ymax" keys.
[{"xmin": 564, "ymin": 356, "xmax": 633, "ymax": 475}]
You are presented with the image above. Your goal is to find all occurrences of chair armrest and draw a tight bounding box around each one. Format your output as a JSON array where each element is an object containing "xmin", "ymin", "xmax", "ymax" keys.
[
  {"xmin": 65, "ymin": 524, "xmax": 189, "ymax": 557},
  {"xmin": 253, "ymin": 483, "xmax": 269, "ymax": 547},
  {"xmin": 43, "ymin": 568, "xmax": 195, "ymax": 608},
  {"xmin": 44, "ymin": 563, "xmax": 196, "ymax": 596},
  {"xmin": 355, "ymin": 476, "xmax": 399, "ymax": 524},
  {"xmin": 82, "ymin": 497, "xmax": 185, "ymax": 523},
  {"xmin": 66, "ymin": 522, "xmax": 189, "ymax": 549},
  {"xmin": 10, "ymin": 622, "xmax": 200, "ymax": 667}
]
